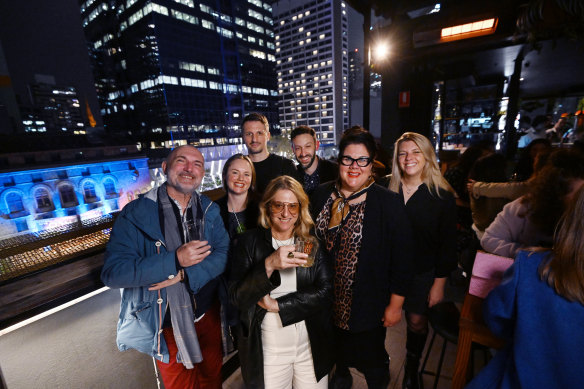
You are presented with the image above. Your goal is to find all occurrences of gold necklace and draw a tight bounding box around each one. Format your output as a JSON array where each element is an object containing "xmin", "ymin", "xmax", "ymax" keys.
[{"xmin": 402, "ymin": 181, "xmax": 420, "ymax": 195}]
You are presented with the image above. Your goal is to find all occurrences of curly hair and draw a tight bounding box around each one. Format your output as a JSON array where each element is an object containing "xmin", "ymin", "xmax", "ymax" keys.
[
  {"xmin": 523, "ymin": 149, "xmax": 584, "ymax": 235},
  {"xmin": 258, "ymin": 175, "xmax": 313, "ymax": 241}
]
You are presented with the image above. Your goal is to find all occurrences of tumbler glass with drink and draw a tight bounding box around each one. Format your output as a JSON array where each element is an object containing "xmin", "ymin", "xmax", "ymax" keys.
[{"xmin": 295, "ymin": 237, "xmax": 318, "ymax": 267}]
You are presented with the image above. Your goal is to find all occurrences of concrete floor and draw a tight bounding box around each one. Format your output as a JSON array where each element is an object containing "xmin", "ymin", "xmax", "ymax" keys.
[
  {"xmin": 0, "ymin": 277, "xmax": 473, "ymax": 389},
  {"xmin": 223, "ymin": 315, "xmax": 463, "ymax": 389},
  {"xmin": 223, "ymin": 277, "xmax": 474, "ymax": 389}
]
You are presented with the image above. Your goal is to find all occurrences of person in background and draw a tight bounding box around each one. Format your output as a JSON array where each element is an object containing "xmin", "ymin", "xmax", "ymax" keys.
[
  {"xmin": 444, "ymin": 144, "xmax": 492, "ymax": 227},
  {"xmin": 102, "ymin": 145, "xmax": 229, "ymax": 389},
  {"xmin": 546, "ymin": 113, "xmax": 570, "ymax": 143},
  {"xmin": 241, "ymin": 112, "xmax": 297, "ymax": 195},
  {"xmin": 311, "ymin": 127, "xmax": 414, "ymax": 389},
  {"xmin": 444, "ymin": 143, "xmax": 492, "ymax": 285},
  {"xmin": 467, "ymin": 143, "xmax": 552, "ymax": 203},
  {"xmin": 229, "ymin": 176, "xmax": 333, "ymax": 389},
  {"xmin": 388, "ymin": 132, "xmax": 457, "ymax": 389},
  {"xmin": 466, "ymin": 185, "xmax": 584, "ymax": 389},
  {"xmin": 291, "ymin": 125, "xmax": 338, "ymax": 195},
  {"xmin": 517, "ymin": 114, "xmax": 551, "ymax": 148},
  {"xmin": 511, "ymin": 138, "xmax": 552, "ymax": 182},
  {"xmin": 467, "ymin": 153, "xmax": 510, "ymax": 240},
  {"xmin": 481, "ymin": 149, "xmax": 584, "ymax": 258}
]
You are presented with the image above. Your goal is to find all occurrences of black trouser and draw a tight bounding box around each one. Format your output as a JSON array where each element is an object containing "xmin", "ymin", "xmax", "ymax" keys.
[{"xmin": 333, "ymin": 326, "xmax": 390, "ymax": 389}]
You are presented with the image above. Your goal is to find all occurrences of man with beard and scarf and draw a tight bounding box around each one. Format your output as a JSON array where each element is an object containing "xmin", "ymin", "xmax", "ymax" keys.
[
  {"xmin": 291, "ymin": 125, "xmax": 338, "ymax": 195},
  {"xmin": 102, "ymin": 145, "xmax": 229, "ymax": 389},
  {"xmin": 241, "ymin": 112, "xmax": 297, "ymax": 195}
]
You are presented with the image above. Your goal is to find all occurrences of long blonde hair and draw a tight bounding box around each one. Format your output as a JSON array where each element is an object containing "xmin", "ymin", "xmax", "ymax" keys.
[
  {"xmin": 389, "ymin": 132, "xmax": 453, "ymax": 196},
  {"xmin": 539, "ymin": 185, "xmax": 584, "ymax": 305},
  {"xmin": 258, "ymin": 175, "xmax": 313, "ymax": 240}
]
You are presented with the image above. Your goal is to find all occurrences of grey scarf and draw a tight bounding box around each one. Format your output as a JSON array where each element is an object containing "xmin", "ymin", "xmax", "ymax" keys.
[{"xmin": 158, "ymin": 184, "xmax": 202, "ymax": 368}]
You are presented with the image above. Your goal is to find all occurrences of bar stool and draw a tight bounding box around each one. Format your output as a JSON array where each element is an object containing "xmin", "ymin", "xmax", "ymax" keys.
[{"xmin": 420, "ymin": 301, "xmax": 460, "ymax": 389}]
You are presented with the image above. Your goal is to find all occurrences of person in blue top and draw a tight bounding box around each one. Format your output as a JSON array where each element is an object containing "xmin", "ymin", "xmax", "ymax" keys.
[
  {"xmin": 102, "ymin": 145, "xmax": 229, "ymax": 389},
  {"xmin": 467, "ymin": 185, "xmax": 584, "ymax": 389}
]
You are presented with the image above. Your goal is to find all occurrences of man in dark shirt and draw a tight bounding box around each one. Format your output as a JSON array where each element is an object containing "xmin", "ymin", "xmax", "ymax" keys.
[
  {"xmin": 241, "ymin": 112, "xmax": 297, "ymax": 194},
  {"xmin": 291, "ymin": 125, "xmax": 338, "ymax": 194}
]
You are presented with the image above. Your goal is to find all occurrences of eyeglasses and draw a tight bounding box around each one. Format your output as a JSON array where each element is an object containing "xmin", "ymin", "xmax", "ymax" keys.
[
  {"xmin": 339, "ymin": 156, "xmax": 372, "ymax": 167},
  {"xmin": 269, "ymin": 201, "xmax": 300, "ymax": 214}
]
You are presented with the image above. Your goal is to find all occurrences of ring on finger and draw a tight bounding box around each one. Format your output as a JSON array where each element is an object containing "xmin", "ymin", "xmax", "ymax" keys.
[{"xmin": 287, "ymin": 252, "xmax": 294, "ymax": 258}]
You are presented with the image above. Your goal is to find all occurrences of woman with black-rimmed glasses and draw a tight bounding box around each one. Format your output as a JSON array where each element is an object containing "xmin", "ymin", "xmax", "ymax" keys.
[
  {"xmin": 311, "ymin": 127, "xmax": 415, "ymax": 389},
  {"xmin": 229, "ymin": 175, "xmax": 333, "ymax": 389}
]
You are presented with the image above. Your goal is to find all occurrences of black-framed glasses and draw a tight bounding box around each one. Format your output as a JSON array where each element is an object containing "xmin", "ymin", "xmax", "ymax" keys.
[
  {"xmin": 339, "ymin": 156, "xmax": 372, "ymax": 167},
  {"xmin": 269, "ymin": 201, "xmax": 300, "ymax": 214}
]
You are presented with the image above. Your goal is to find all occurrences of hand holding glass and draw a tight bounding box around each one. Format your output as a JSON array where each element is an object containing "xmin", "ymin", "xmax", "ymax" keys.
[
  {"xmin": 183, "ymin": 219, "xmax": 205, "ymax": 242},
  {"xmin": 295, "ymin": 238, "xmax": 318, "ymax": 267}
]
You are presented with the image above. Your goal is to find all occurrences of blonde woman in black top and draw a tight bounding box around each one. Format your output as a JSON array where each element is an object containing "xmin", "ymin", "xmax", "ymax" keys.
[{"xmin": 389, "ymin": 132, "xmax": 457, "ymax": 389}]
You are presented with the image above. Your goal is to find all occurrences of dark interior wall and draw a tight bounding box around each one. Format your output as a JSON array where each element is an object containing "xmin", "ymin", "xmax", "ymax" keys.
[{"xmin": 380, "ymin": 59, "xmax": 435, "ymax": 153}]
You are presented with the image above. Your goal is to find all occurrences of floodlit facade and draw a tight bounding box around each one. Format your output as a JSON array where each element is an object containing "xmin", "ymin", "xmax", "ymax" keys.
[{"xmin": 273, "ymin": 0, "xmax": 349, "ymax": 145}]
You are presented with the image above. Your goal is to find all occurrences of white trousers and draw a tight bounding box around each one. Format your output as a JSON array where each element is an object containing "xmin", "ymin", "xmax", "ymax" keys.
[{"xmin": 261, "ymin": 312, "xmax": 328, "ymax": 389}]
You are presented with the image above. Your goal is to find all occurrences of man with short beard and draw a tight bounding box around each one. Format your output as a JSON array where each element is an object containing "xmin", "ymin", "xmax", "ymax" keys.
[
  {"xmin": 241, "ymin": 112, "xmax": 297, "ymax": 194},
  {"xmin": 291, "ymin": 125, "xmax": 338, "ymax": 195},
  {"xmin": 102, "ymin": 145, "xmax": 229, "ymax": 389}
]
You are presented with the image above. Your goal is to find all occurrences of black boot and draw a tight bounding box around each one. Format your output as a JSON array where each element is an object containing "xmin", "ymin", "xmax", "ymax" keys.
[
  {"xmin": 402, "ymin": 330, "xmax": 428, "ymax": 389},
  {"xmin": 362, "ymin": 360, "xmax": 390, "ymax": 389}
]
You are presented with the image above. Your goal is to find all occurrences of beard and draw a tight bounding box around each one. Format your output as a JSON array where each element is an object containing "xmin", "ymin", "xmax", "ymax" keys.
[{"xmin": 300, "ymin": 153, "xmax": 317, "ymax": 170}]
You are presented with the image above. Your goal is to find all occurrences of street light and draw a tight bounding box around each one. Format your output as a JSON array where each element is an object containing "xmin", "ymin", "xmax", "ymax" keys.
[{"xmin": 372, "ymin": 41, "xmax": 389, "ymax": 63}]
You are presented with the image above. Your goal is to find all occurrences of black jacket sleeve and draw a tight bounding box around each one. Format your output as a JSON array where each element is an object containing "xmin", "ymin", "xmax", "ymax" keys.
[
  {"xmin": 228, "ymin": 231, "xmax": 280, "ymax": 312},
  {"xmin": 277, "ymin": 247, "xmax": 333, "ymax": 326}
]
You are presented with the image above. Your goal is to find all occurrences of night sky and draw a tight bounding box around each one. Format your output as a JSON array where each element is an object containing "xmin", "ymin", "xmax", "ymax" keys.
[
  {"xmin": 0, "ymin": 0, "xmax": 102, "ymax": 126},
  {"xmin": 0, "ymin": 0, "xmax": 369, "ymax": 133}
]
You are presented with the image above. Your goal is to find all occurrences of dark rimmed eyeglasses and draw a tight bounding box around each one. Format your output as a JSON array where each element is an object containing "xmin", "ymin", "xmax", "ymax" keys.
[
  {"xmin": 339, "ymin": 156, "xmax": 373, "ymax": 167},
  {"xmin": 269, "ymin": 201, "xmax": 300, "ymax": 214}
]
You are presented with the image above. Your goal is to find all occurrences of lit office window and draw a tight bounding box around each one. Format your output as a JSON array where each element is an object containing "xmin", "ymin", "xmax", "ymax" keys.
[
  {"xmin": 250, "ymin": 49, "xmax": 266, "ymax": 59},
  {"xmin": 248, "ymin": 9, "xmax": 263, "ymax": 21},
  {"xmin": 172, "ymin": 0, "xmax": 194, "ymax": 7},
  {"xmin": 202, "ymin": 19, "xmax": 214, "ymax": 30}
]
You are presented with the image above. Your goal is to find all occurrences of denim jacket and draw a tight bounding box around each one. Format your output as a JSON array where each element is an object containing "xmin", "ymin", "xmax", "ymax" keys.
[{"xmin": 101, "ymin": 187, "xmax": 229, "ymax": 363}]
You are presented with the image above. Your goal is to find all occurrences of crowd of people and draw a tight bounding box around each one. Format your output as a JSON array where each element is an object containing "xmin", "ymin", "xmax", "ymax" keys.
[{"xmin": 101, "ymin": 112, "xmax": 584, "ymax": 389}]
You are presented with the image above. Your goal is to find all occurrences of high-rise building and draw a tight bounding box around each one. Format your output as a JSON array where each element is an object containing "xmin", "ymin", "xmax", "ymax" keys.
[
  {"xmin": 273, "ymin": 0, "xmax": 349, "ymax": 145},
  {"xmin": 21, "ymin": 81, "xmax": 86, "ymax": 134},
  {"xmin": 79, "ymin": 0, "xmax": 278, "ymax": 141}
]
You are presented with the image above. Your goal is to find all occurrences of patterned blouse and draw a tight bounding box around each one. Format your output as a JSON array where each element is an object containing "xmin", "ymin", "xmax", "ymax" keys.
[{"xmin": 316, "ymin": 195, "xmax": 366, "ymax": 330}]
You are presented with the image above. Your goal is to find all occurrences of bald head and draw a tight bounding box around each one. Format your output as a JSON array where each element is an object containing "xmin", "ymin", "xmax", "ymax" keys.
[{"xmin": 162, "ymin": 145, "xmax": 205, "ymax": 201}]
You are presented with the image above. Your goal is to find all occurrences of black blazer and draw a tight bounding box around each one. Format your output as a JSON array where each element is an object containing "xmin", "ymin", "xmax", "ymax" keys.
[
  {"xmin": 229, "ymin": 227, "xmax": 334, "ymax": 388},
  {"xmin": 310, "ymin": 182, "xmax": 415, "ymax": 332}
]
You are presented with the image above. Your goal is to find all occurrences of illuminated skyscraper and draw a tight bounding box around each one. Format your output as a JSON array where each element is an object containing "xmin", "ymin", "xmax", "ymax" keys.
[
  {"xmin": 79, "ymin": 0, "xmax": 278, "ymax": 141},
  {"xmin": 273, "ymin": 0, "xmax": 349, "ymax": 145}
]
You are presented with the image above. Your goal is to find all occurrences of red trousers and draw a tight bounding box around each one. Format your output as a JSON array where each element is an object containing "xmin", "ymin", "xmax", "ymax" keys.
[{"xmin": 156, "ymin": 301, "xmax": 222, "ymax": 389}]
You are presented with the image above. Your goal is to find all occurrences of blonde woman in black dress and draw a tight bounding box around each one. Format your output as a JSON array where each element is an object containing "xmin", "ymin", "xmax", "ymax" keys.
[{"xmin": 389, "ymin": 132, "xmax": 457, "ymax": 389}]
